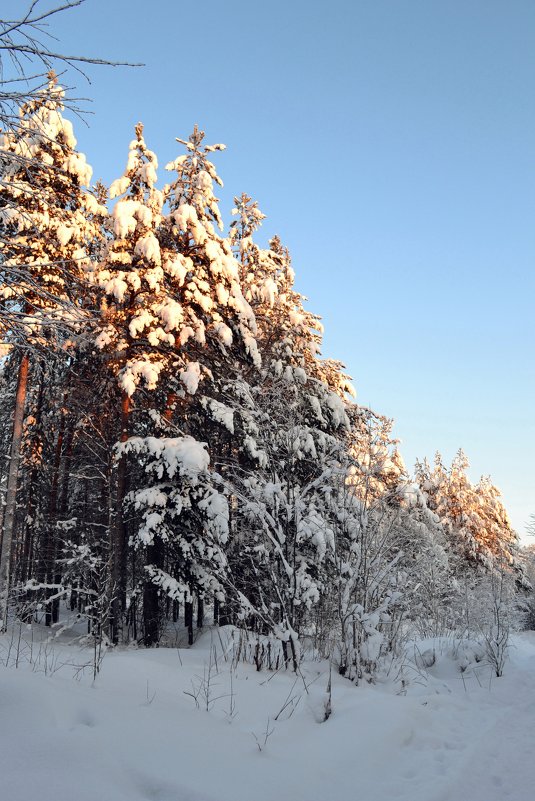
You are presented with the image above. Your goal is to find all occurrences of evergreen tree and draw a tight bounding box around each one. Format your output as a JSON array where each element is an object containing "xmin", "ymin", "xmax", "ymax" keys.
[
  {"xmin": 0, "ymin": 74, "xmax": 101, "ymax": 625},
  {"xmin": 415, "ymin": 450, "xmax": 526, "ymax": 583}
]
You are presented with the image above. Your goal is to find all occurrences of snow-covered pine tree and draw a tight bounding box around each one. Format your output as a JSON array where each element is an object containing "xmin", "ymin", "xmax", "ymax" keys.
[
  {"xmin": 227, "ymin": 203, "xmax": 450, "ymax": 677},
  {"xmin": 92, "ymin": 122, "xmax": 173, "ymax": 641},
  {"xmin": 127, "ymin": 127, "xmax": 263, "ymax": 645},
  {"xmin": 95, "ymin": 124, "xmax": 261, "ymax": 644},
  {"xmin": 415, "ymin": 450, "xmax": 525, "ymax": 579},
  {"xmin": 230, "ymin": 197, "xmax": 321, "ymax": 378},
  {"xmin": 327, "ymin": 407, "xmax": 451, "ymax": 680},
  {"xmin": 162, "ymin": 126, "xmax": 259, "ymax": 372},
  {"xmin": 0, "ymin": 73, "xmax": 101, "ymax": 626},
  {"xmin": 0, "ymin": 72, "xmax": 97, "ymax": 345},
  {"xmin": 121, "ymin": 435, "xmax": 229, "ymax": 645},
  {"xmin": 223, "ymin": 201, "xmax": 361, "ymax": 668}
]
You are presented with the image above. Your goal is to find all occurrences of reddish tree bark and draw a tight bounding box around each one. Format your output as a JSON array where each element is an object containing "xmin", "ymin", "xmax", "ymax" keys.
[{"xmin": 0, "ymin": 353, "xmax": 30, "ymax": 630}]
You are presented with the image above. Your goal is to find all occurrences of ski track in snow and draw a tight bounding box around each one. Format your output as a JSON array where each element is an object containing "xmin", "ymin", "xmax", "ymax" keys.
[{"xmin": 1, "ymin": 629, "xmax": 535, "ymax": 801}]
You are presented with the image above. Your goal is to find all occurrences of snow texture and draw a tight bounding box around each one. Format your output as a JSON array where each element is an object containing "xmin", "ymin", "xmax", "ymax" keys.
[{"xmin": 2, "ymin": 627, "xmax": 535, "ymax": 801}]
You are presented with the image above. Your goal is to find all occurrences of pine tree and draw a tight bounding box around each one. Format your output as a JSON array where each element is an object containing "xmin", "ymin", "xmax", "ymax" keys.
[
  {"xmin": 94, "ymin": 124, "xmax": 261, "ymax": 643},
  {"xmin": 223, "ymin": 203, "xmax": 359, "ymax": 667},
  {"xmin": 0, "ymin": 74, "xmax": 101, "ymax": 625},
  {"xmin": 415, "ymin": 450, "xmax": 526, "ymax": 583}
]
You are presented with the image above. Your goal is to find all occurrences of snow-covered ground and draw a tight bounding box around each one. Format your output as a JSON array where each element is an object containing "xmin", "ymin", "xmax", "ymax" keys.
[{"xmin": 1, "ymin": 625, "xmax": 535, "ymax": 801}]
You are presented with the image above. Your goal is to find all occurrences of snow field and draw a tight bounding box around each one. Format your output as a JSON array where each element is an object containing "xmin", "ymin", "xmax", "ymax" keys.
[{"xmin": 1, "ymin": 628, "xmax": 535, "ymax": 801}]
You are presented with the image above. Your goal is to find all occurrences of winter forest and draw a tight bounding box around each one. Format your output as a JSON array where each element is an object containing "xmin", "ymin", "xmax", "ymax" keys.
[
  {"xmin": 1, "ymin": 4, "xmax": 535, "ymax": 801},
  {"xmin": 1, "ymin": 70, "xmax": 532, "ymax": 673}
]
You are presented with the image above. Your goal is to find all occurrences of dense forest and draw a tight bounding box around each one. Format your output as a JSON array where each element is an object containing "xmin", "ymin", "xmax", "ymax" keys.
[{"xmin": 0, "ymin": 76, "xmax": 530, "ymax": 683}]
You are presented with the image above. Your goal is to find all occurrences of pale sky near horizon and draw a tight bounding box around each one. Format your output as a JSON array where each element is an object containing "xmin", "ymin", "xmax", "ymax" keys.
[{"xmin": 8, "ymin": 0, "xmax": 534, "ymax": 538}]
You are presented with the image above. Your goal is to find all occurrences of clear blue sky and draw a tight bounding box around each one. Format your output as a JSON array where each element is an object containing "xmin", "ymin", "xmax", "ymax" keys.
[{"xmin": 17, "ymin": 0, "xmax": 535, "ymax": 536}]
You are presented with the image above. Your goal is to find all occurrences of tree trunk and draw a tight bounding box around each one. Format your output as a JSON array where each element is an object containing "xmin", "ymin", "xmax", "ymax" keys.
[
  {"xmin": 111, "ymin": 391, "xmax": 130, "ymax": 644},
  {"xmin": 164, "ymin": 391, "xmax": 177, "ymax": 425},
  {"xmin": 196, "ymin": 596, "xmax": 204, "ymax": 629},
  {"xmin": 45, "ymin": 413, "xmax": 65, "ymax": 626},
  {"xmin": 185, "ymin": 598, "xmax": 194, "ymax": 645},
  {"xmin": 0, "ymin": 353, "xmax": 30, "ymax": 630},
  {"xmin": 58, "ymin": 417, "xmax": 74, "ymax": 518},
  {"xmin": 143, "ymin": 536, "xmax": 163, "ymax": 646}
]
